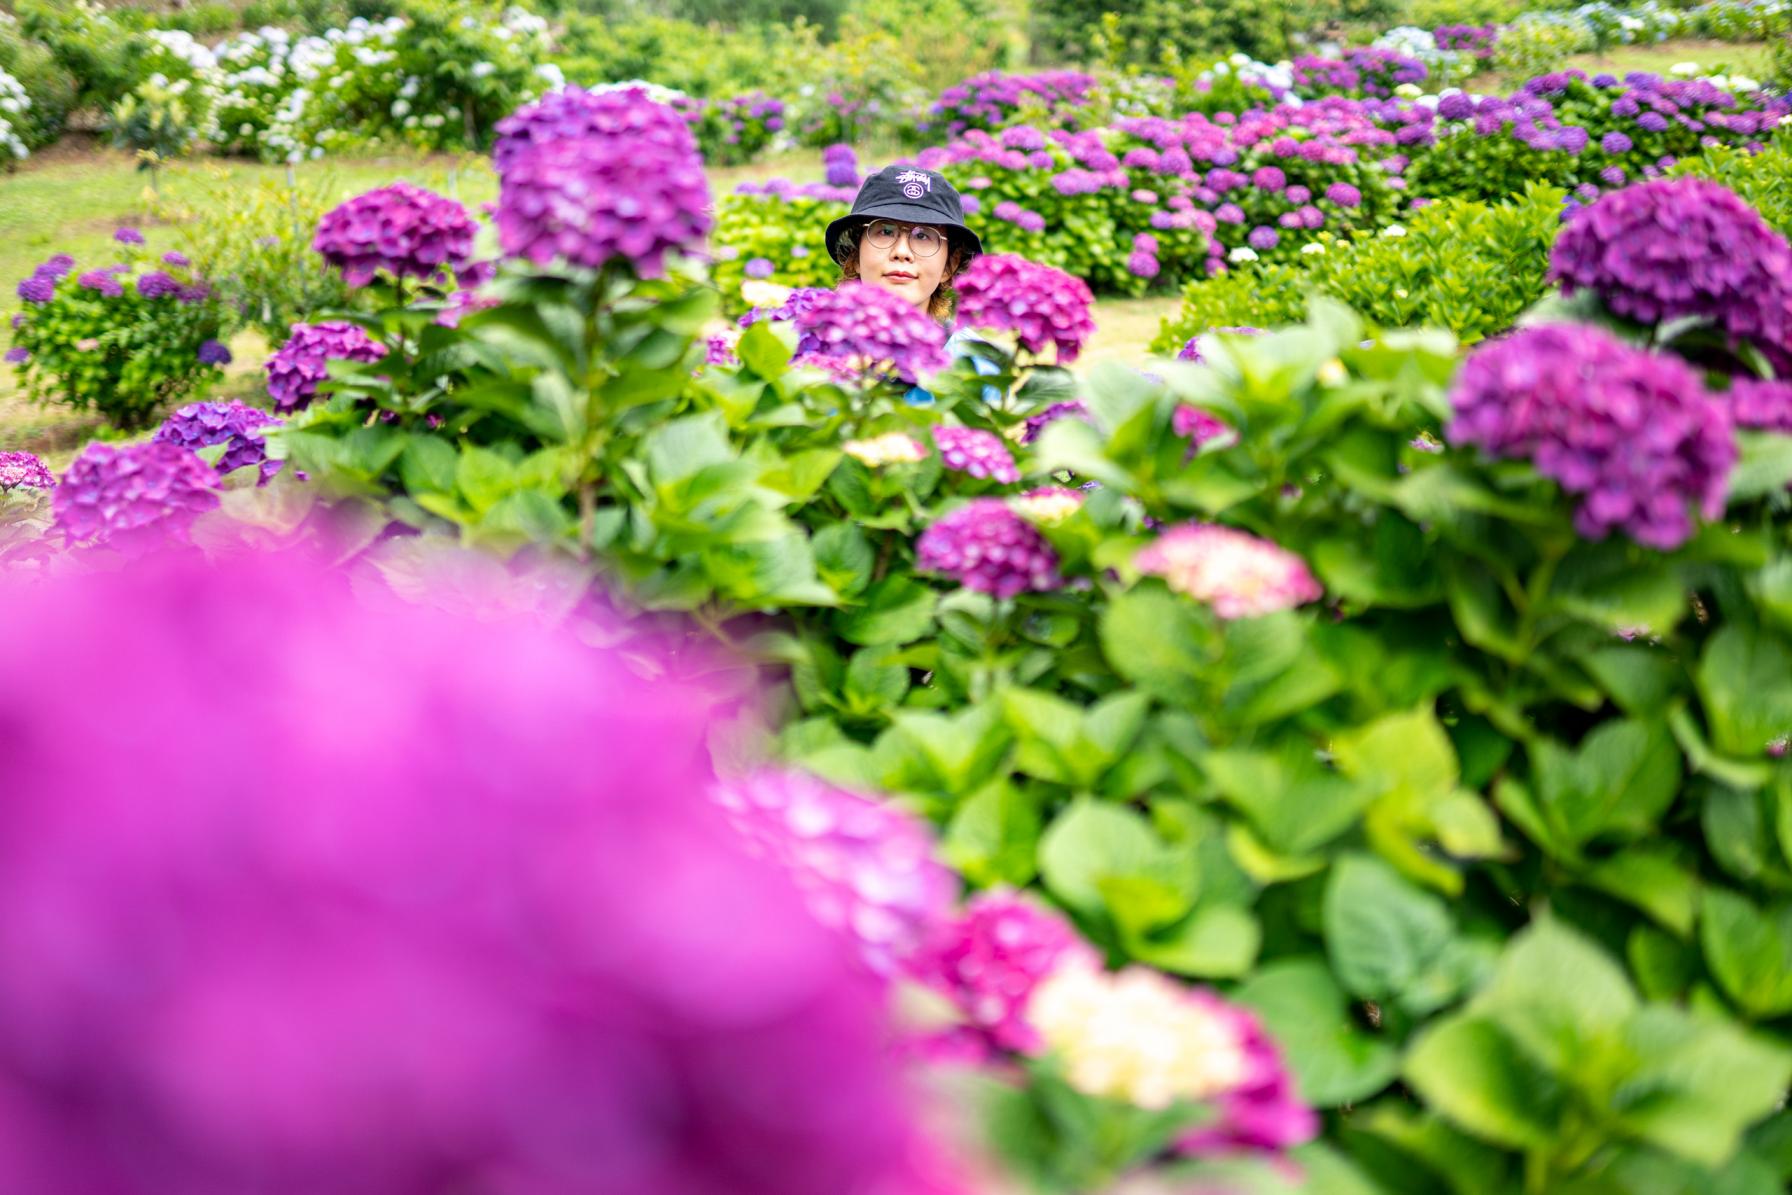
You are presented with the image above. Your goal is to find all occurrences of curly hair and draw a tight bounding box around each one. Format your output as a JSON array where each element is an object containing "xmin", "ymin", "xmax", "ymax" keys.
[{"xmin": 835, "ymin": 222, "xmax": 970, "ymax": 322}]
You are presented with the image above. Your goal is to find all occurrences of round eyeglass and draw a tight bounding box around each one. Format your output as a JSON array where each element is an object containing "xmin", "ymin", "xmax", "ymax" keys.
[{"xmin": 864, "ymin": 220, "xmax": 945, "ymax": 258}]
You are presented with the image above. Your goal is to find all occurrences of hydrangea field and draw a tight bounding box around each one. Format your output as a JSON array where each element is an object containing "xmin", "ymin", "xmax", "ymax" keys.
[{"xmin": 6, "ymin": 1, "xmax": 1792, "ymax": 1192}]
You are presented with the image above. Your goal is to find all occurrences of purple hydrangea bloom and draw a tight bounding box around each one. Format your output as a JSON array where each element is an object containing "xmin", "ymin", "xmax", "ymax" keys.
[
  {"xmin": 1550, "ymin": 178, "xmax": 1792, "ymax": 370},
  {"xmin": 1173, "ymin": 404, "xmax": 1232, "ymax": 449},
  {"xmin": 0, "ymin": 549, "xmax": 956, "ymax": 1195},
  {"xmin": 1247, "ymin": 226, "xmax": 1280, "ymax": 252},
  {"xmin": 493, "ymin": 85, "xmax": 697, "ymax": 176},
  {"xmin": 39, "ymin": 254, "xmax": 74, "ymax": 277},
  {"xmin": 1447, "ymin": 324, "xmax": 1735, "ymax": 550},
  {"xmin": 822, "ymin": 142, "xmax": 859, "ymax": 188},
  {"xmin": 1127, "ymin": 250, "xmax": 1160, "ymax": 279},
  {"xmin": 952, "ymin": 254, "xmax": 1096, "ymax": 364},
  {"xmin": 1176, "ymin": 326, "xmax": 1260, "ymax": 363},
  {"xmin": 496, "ymin": 95, "xmax": 711, "ymax": 280},
  {"xmin": 916, "ymin": 498, "xmax": 1063, "ymax": 598},
  {"xmin": 704, "ymin": 334, "xmax": 738, "ymax": 367},
  {"xmin": 1601, "ymin": 131, "xmax": 1633, "ymax": 154},
  {"xmin": 711, "ymin": 769, "xmax": 957, "ymax": 979},
  {"xmin": 314, "ymin": 183, "xmax": 478, "ymax": 290},
  {"xmin": 1438, "ymin": 92, "xmax": 1475, "ymax": 120},
  {"xmin": 153, "ymin": 400, "xmax": 283, "ymax": 484},
  {"xmin": 932, "ymin": 425, "xmax": 1020, "ymax": 483},
  {"xmin": 1324, "ymin": 182, "xmax": 1362, "ymax": 208},
  {"xmin": 137, "ymin": 271, "xmax": 181, "ymax": 300},
  {"xmin": 1021, "ymin": 400, "xmax": 1088, "ymax": 444},
  {"xmin": 76, "ymin": 270, "xmax": 124, "ymax": 298},
  {"xmin": 113, "ymin": 226, "xmax": 144, "ymax": 245},
  {"xmin": 1638, "ymin": 112, "xmax": 1670, "ymax": 132},
  {"xmin": 53, "ymin": 441, "xmax": 221, "ymax": 550},
  {"xmin": 197, "ymin": 339, "xmax": 233, "ymax": 366},
  {"xmin": 265, "ymin": 321, "xmax": 389, "ymax": 414},
  {"xmin": 790, "ymin": 282, "xmax": 949, "ymax": 382},
  {"xmin": 3, "ymin": 347, "xmax": 27, "ymax": 365},
  {"xmin": 739, "ymin": 285, "xmax": 828, "ymax": 330},
  {"xmin": 17, "ymin": 273, "xmax": 56, "ymax": 304},
  {"xmin": 909, "ymin": 891, "xmax": 1094, "ymax": 1058},
  {"xmin": 744, "ymin": 257, "xmax": 775, "ymax": 279},
  {"xmin": 162, "ymin": 251, "xmax": 191, "ymax": 268},
  {"xmin": 0, "ymin": 451, "xmax": 54, "ymax": 490},
  {"xmin": 1727, "ymin": 377, "xmax": 1792, "ymax": 433},
  {"xmin": 1251, "ymin": 166, "xmax": 1286, "ymax": 191}
]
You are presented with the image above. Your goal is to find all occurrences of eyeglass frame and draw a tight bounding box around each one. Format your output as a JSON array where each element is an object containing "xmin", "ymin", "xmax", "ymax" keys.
[{"xmin": 858, "ymin": 219, "xmax": 949, "ymax": 259}]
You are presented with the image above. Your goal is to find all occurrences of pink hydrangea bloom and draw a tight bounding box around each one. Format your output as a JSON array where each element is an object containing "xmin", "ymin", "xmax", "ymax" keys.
[
  {"xmin": 265, "ymin": 321, "xmax": 389, "ymax": 414},
  {"xmin": 1136, "ymin": 523, "xmax": 1323, "ymax": 618},
  {"xmin": 711, "ymin": 770, "xmax": 959, "ymax": 978},
  {"xmin": 932, "ymin": 425, "xmax": 1021, "ymax": 483},
  {"xmin": 791, "ymin": 282, "xmax": 950, "ymax": 382},
  {"xmin": 312, "ymin": 183, "xmax": 478, "ymax": 289},
  {"xmin": 0, "ymin": 451, "xmax": 53, "ymax": 491},
  {"xmin": 917, "ymin": 499, "xmax": 1064, "ymax": 598},
  {"xmin": 53, "ymin": 441, "xmax": 220, "ymax": 550},
  {"xmin": 0, "ymin": 549, "xmax": 963, "ymax": 1195},
  {"xmin": 1179, "ymin": 996, "xmax": 1320, "ymax": 1157},
  {"xmin": 952, "ymin": 254, "xmax": 1097, "ymax": 364}
]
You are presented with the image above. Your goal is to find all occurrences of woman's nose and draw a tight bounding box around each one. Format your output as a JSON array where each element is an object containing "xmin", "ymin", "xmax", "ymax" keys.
[{"xmin": 890, "ymin": 233, "xmax": 916, "ymax": 261}]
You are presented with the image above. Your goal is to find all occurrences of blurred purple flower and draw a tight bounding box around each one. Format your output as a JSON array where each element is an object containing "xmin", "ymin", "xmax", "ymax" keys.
[
  {"xmin": 0, "ymin": 451, "xmax": 53, "ymax": 490},
  {"xmin": 932, "ymin": 425, "xmax": 1020, "ymax": 483},
  {"xmin": 952, "ymin": 253, "xmax": 1096, "ymax": 363},
  {"xmin": 113, "ymin": 227, "xmax": 144, "ymax": 245},
  {"xmin": 53, "ymin": 441, "xmax": 220, "ymax": 550},
  {"xmin": 1021, "ymin": 400, "xmax": 1088, "ymax": 444},
  {"xmin": 265, "ymin": 321, "xmax": 389, "ymax": 414},
  {"xmin": 917, "ymin": 498, "xmax": 1063, "ymax": 597}
]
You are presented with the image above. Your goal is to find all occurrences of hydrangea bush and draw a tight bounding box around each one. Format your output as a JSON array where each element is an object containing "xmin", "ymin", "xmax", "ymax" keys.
[{"xmin": 7, "ymin": 235, "xmax": 230, "ymax": 430}]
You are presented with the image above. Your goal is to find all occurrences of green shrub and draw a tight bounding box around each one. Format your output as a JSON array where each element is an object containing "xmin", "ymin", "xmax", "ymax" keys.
[
  {"xmin": 9, "ymin": 242, "xmax": 231, "ymax": 431},
  {"xmin": 552, "ymin": 15, "xmax": 825, "ymax": 100},
  {"xmin": 1032, "ymin": 0, "xmax": 1292, "ymax": 67},
  {"xmin": 1399, "ymin": 0, "xmax": 1522, "ymax": 25},
  {"xmin": 13, "ymin": 0, "xmax": 141, "ymax": 112},
  {"xmin": 1491, "ymin": 14, "xmax": 1591, "ymax": 82},
  {"xmin": 1153, "ymin": 183, "xmax": 1568, "ymax": 352},
  {"xmin": 0, "ymin": 13, "xmax": 77, "ymax": 150}
]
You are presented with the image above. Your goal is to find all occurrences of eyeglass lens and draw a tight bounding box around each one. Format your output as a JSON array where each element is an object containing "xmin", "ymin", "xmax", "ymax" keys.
[{"xmin": 866, "ymin": 222, "xmax": 943, "ymax": 257}]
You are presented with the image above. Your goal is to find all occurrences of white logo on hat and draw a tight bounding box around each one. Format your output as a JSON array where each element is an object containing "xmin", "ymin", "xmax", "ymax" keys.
[{"xmin": 896, "ymin": 169, "xmax": 932, "ymax": 200}]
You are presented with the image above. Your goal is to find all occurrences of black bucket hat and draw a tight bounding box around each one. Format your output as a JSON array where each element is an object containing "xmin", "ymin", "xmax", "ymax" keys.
[{"xmin": 825, "ymin": 165, "xmax": 984, "ymax": 264}]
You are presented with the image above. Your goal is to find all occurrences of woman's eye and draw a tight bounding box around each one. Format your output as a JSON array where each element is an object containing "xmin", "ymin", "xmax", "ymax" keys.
[{"xmin": 914, "ymin": 229, "xmax": 938, "ymax": 245}]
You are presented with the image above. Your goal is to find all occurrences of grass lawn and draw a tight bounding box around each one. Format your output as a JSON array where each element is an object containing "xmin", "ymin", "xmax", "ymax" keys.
[{"xmin": 0, "ymin": 141, "xmax": 1173, "ymax": 465}]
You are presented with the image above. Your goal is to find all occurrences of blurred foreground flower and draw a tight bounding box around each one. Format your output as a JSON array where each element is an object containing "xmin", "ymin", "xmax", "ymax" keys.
[
  {"xmin": 54, "ymin": 441, "xmax": 220, "ymax": 550},
  {"xmin": 953, "ymin": 254, "xmax": 1096, "ymax": 364},
  {"xmin": 0, "ymin": 549, "xmax": 959, "ymax": 1195},
  {"xmin": 1136, "ymin": 523, "xmax": 1322, "ymax": 618}
]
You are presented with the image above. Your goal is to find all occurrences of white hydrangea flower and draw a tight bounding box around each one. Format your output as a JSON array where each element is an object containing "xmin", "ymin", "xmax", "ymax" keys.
[
  {"xmin": 1381, "ymin": 224, "xmax": 1407, "ymax": 238},
  {"xmin": 1227, "ymin": 246, "xmax": 1258, "ymax": 263}
]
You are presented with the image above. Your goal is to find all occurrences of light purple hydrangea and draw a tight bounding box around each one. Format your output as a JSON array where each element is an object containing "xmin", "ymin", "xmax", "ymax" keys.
[
  {"xmin": 16, "ymin": 273, "xmax": 55, "ymax": 304},
  {"xmin": 745, "ymin": 256, "xmax": 775, "ymax": 279},
  {"xmin": 162, "ymin": 251, "xmax": 191, "ymax": 268},
  {"xmin": 313, "ymin": 183, "xmax": 478, "ymax": 290},
  {"xmin": 1550, "ymin": 178, "xmax": 1792, "ymax": 372},
  {"xmin": 822, "ymin": 143, "xmax": 860, "ymax": 188},
  {"xmin": 952, "ymin": 253, "xmax": 1096, "ymax": 364},
  {"xmin": 704, "ymin": 334, "xmax": 738, "ymax": 367},
  {"xmin": 1325, "ymin": 182, "xmax": 1362, "ymax": 208},
  {"xmin": 265, "ymin": 321, "xmax": 389, "ymax": 414},
  {"xmin": 916, "ymin": 498, "xmax": 1063, "ymax": 598},
  {"xmin": 113, "ymin": 226, "xmax": 144, "ymax": 245},
  {"xmin": 790, "ymin": 282, "xmax": 950, "ymax": 382},
  {"xmin": 0, "ymin": 451, "xmax": 54, "ymax": 490},
  {"xmin": 908, "ymin": 891, "xmax": 1094, "ymax": 1058},
  {"xmin": 1727, "ymin": 377, "xmax": 1792, "ymax": 433},
  {"xmin": 710, "ymin": 769, "xmax": 958, "ymax": 979},
  {"xmin": 492, "ymin": 85, "xmax": 698, "ymax": 176},
  {"xmin": 53, "ymin": 441, "xmax": 221, "ymax": 550},
  {"xmin": 932, "ymin": 425, "xmax": 1021, "ymax": 483},
  {"xmin": 1021, "ymin": 400, "xmax": 1089, "ymax": 444},
  {"xmin": 495, "ymin": 97, "xmax": 711, "ymax": 279},
  {"xmin": 137, "ymin": 271, "xmax": 181, "ymax": 300},
  {"xmin": 0, "ymin": 549, "xmax": 957, "ymax": 1195},
  {"xmin": 152, "ymin": 400, "xmax": 284, "ymax": 484},
  {"xmin": 1447, "ymin": 324, "xmax": 1735, "ymax": 549},
  {"xmin": 3, "ymin": 347, "xmax": 27, "ymax": 365},
  {"xmin": 1136, "ymin": 523, "xmax": 1323, "ymax": 618}
]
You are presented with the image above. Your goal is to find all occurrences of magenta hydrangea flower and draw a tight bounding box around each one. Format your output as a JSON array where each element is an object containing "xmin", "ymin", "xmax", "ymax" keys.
[
  {"xmin": 1727, "ymin": 377, "xmax": 1792, "ymax": 433},
  {"xmin": 1021, "ymin": 399, "xmax": 1088, "ymax": 444},
  {"xmin": 137, "ymin": 271, "xmax": 181, "ymax": 300},
  {"xmin": 1136, "ymin": 523, "xmax": 1323, "ymax": 618},
  {"xmin": 1447, "ymin": 324, "xmax": 1735, "ymax": 549},
  {"xmin": 265, "ymin": 321, "xmax": 389, "ymax": 414},
  {"xmin": 1324, "ymin": 182, "xmax": 1362, "ymax": 208},
  {"xmin": 77, "ymin": 269, "xmax": 124, "ymax": 298},
  {"xmin": 153, "ymin": 400, "xmax": 284, "ymax": 485},
  {"xmin": 1173, "ymin": 403, "xmax": 1233, "ymax": 450},
  {"xmin": 710, "ymin": 769, "xmax": 958, "ymax": 979},
  {"xmin": 909, "ymin": 890, "xmax": 1094, "ymax": 1057},
  {"xmin": 952, "ymin": 253, "xmax": 1096, "ymax": 364},
  {"xmin": 495, "ymin": 93, "xmax": 711, "ymax": 280},
  {"xmin": 917, "ymin": 498, "xmax": 1063, "ymax": 598},
  {"xmin": 704, "ymin": 334, "xmax": 738, "ymax": 367},
  {"xmin": 791, "ymin": 282, "xmax": 950, "ymax": 382},
  {"xmin": 822, "ymin": 142, "xmax": 860, "ymax": 188},
  {"xmin": 932, "ymin": 425, "xmax": 1020, "ymax": 483},
  {"xmin": 0, "ymin": 549, "xmax": 959, "ymax": 1195},
  {"xmin": 313, "ymin": 183, "xmax": 478, "ymax": 290},
  {"xmin": 0, "ymin": 451, "xmax": 54, "ymax": 491},
  {"xmin": 53, "ymin": 441, "xmax": 220, "ymax": 550},
  {"xmin": 492, "ymin": 84, "xmax": 698, "ymax": 177},
  {"xmin": 1178, "ymin": 996, "xmax": 1319, "ymax": 1157},
  {"xmin": 1550, "ymin": 178, "xmax": 1792, "ymax": 369},
  {"xmin": 16, "ymin": 272, "xmax": 55, "ymax": 304}
]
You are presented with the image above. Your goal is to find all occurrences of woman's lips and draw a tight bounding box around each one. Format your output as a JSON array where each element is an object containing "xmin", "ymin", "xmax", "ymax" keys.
[{"xmin": 883, "ymin": 271, "xmax": 916, "ymax": 282}]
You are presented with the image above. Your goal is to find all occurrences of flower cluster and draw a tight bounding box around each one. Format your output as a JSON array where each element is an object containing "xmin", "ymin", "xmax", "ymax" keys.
[
  {"xmin": 152, "ymin": 400, "xmax": 284, "ymax": 484},
  {"xmin": 1434, "ymin": 23, "xmax": 1498, "ymax": 60},
  {"xmin": 1291, "ymin": 48, "xmax": 1428, "ymax": 100},
  {"xmin": 53, "ymin": 441, "xmax": 220, "ymax": 550},
  {"xmin": 676, "ymin": 89, "xmax": 785, "ymax": 166},
  {"xmin": 265, "ymin": 321, "xmax": 389, "ymax": 413},
  {"xmin": 791, "ymin": 282, "xmax": 950, "ymax": 382},
  {"xmin": 843, "ymin": 432, "xmax": 929, "ymax": 467},
  {"xmin": 1027, "ymin": 956, "xmax": 1249, "ymax": 1110},
  {"xmin": 917, "ymin": 499, "xmax": 1063, "ymax": 598},
  {"xmin": 0, "ymin": 549, "xmax": 950, "ymax": 1195},
  {"xmin": 495, "ymin": 90, "xmax": 711, "ymax": 279},
  {"xmin": 15, "ymin": 253, "xmax": 73, "ymax": 305},
  {"xmin": 710, "ymin": 770, "xmax": 958, "ymax": 978},
  {"xmin": 312, "ymin": 182, "xmax": 478, "ymax": 289},
  {"xmin": 1726, "ymin": 377, "xmax": 1792, "ymax": 433},
  {"xmin": 1135, "ymin": 523, "xmax": 1323, "ymax": 618},
  {"xmin": 0, "ymin": 451, "xmax": 53, "ymax": 491},
  {"xmin": 1176, "ymin": 325, "xmax": 1261, "ymax": 363},
  {"xmin": 933, "ymin": 425, "xmax": 1021, "ymax": 483},
  {"xmin": 1447, "ymin": 324, "xmax": 1736, "ymax": 549},
  {"xmin": 952, "ymin": 253, "xmax": 1096, "ymax": 363},
  {"xmin": 924, "ymin": 70, "xmax": 1098, "ymax": 139},
  {"xmin": 1550, "ymin": 177, "xmax": 1792, "ymax": 372},
  {"xmin": 910, "ymin": 890, "xmax": 1093, "ymax": 1057},
  {"xmin": 1010, "ymin": 485, "xmax": 1084, "ymax": 525},
  {"xmin": 1021, "ymin": 400, "xmax": 1089, "ymax": 444},
  {"xmin": 823, "ymin": 142, "xmax": 860, "ymax": 188}
]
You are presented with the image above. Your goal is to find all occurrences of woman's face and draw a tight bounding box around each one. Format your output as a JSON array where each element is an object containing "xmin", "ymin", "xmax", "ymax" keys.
[{"xmin": 856, "ymin": 219, "xmax": 951, "ymax": 311}]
